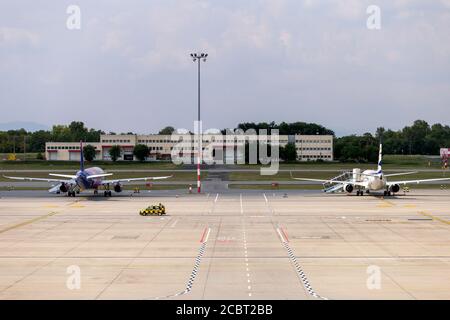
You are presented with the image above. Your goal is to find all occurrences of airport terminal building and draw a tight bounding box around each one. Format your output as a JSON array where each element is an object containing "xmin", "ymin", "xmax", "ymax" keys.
[{"xmin": 45, "ymin": 134, "xmax": 333, "ymax": 162}]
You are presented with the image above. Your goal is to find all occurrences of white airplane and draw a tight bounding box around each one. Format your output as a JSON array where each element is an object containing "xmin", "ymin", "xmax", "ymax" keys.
[
  {"xmin": 4, "ymin": 141, "xmax": 172, "ymax": 197},
  {"xmin": 292, "ymin": 144, "xmax": 450, "ymax": 196}
]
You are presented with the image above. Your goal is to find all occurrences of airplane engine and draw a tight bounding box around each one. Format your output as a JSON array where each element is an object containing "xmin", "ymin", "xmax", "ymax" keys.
[
  {"xmin": 59, "ymin": 183, "xmax": 68, "ymax": 193},
  {"xmin": 390, "ymin": 184, "xmax": 400, "ymax": 193},
  {"xmin": 114, "ymin": 184, "xmax": 122, "ymax": 193},
  {"xmin": 344, "ymin": 184, "xmax": 354, "ymax": 193}
]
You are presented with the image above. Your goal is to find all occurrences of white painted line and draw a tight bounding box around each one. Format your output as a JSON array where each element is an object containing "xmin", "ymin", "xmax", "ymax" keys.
[
  {"xmin": 170, "ymin": 219, "xmax": 179, "ymax": 228},
  {"xmin": 240, "ymin": 193, "xmax": 243, "ymax": 214},
  {"xmin": 214, "ymin": 193, "xmax": 219, "ymax": 203},
  {"xmin": 204, "ymin": 228, "xmax": 211, "ymax": 243},
  {"xmin": 248, "ymin": 279, "xmax": 251, "ymax": 283},
  {"xmin": 248, "ymin": 286, "xmax": 251, "ymax": 290},
  {"xmin": 276, "ymin": 228, "xmax": 286, "ymax": 243},
  {"xmin": 248, "ymin": 293, "xmax": 252, "ymax": 297},
  {"xmin": 263, "ymin": 193, "xmax": 268, "ymax": 203}
]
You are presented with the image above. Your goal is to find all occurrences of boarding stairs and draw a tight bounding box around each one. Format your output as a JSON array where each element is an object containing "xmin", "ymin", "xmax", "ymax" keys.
[{"xmin": 322, "ymin": 171, "xmax": 353, "ymax": 193}]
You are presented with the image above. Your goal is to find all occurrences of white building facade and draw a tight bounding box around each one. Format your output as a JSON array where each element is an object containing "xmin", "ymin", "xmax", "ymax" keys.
[{"xmin": 45, "ymin": 134, "xmax": 334, "ymax": 162}]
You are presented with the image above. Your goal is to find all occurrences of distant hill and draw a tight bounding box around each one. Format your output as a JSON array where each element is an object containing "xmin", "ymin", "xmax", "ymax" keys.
[{"xmin": 0, "ymin": 121, "xmax": 49, "ymax": 132}]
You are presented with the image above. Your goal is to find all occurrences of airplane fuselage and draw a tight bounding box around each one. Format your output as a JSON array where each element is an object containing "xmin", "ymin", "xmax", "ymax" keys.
[
  {"xmin": 361, "ymin": 170, "xmax": 386, "ymax": 191},
  {"xmin": 75, "ymin": 167, "xmax": 105, "ymax": 190}
]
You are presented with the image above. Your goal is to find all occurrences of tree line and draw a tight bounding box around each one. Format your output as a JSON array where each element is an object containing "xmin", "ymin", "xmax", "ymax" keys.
[
  {"xmin": 0, "ymin": 121, "xmax": 103, "ymax": 154},
  {"xmin": 335, "ymin": 120, "xmax": 450, "ymax": 162},
  {"xmin": 1, "ymin": 119, "xmax": 449, "ymax": 163}
]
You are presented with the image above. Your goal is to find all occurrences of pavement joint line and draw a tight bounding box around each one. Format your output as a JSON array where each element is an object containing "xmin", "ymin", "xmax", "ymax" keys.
[
  {"xmin": 97, "ymin": 217, "xmax": 173, "ymax": 300},
  {"xmin": 170, "ymin": 218, "xmax": 179, "ymax": 228}
]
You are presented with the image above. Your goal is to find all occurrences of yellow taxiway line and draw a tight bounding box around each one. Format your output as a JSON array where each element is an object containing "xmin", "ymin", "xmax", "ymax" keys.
[
  {"xmin": 0, "ymin": 211, "xmax": 59, "ymax": 234},
  {"xmin": 418, "ymin": 211, "xmax": 450, "ymax": 225}
]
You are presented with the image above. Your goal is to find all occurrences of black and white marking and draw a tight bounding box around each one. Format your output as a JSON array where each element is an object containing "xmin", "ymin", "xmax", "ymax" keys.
[
  {"xmin": 278, "ymin": 228, "xmax": 328, "ymax": 300},
  {"xmin": 151, "ymin": 228, "xmax": 210, "ymax": 299}
]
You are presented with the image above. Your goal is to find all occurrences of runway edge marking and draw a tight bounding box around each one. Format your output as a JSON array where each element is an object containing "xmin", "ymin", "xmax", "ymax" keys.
[
  {"xmin": 276, "ymin": 227, "xmax": 328, "ymax": 300},
  {"xmin": 151, "ymin": 227, "xmax": 211, "ymax": 300}
]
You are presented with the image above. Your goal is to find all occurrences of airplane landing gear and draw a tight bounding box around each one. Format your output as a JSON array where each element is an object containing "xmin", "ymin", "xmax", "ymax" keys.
[
  {"xmin": 356, "ymin": 190, "xmax": 364, "ymax": 196},
  {"xmin": 104, "ymin": 191, "xmax": 112, "ymax": 197},
  {"xmin": 383, "ymin": 190, "xmax": 392, "ymax": 197},
  {"xmin": 67, "ymin": 191, "xmax": 76, "ymax": 197}
]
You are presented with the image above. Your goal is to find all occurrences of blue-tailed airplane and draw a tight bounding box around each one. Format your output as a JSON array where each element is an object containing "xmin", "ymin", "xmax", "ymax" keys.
[
  {"xmin": 4, "ymin": 141, "xmax": 172, "ymax": 197},
  {"xmin": 292, "ymin": 143, "xmax": 450, "ymax": 196}
]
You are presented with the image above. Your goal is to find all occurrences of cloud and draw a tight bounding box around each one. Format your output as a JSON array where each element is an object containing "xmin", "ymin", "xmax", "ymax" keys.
[
  {"xmin": 0, "ymin": 27, "xmax": 39, "ymax": 47},
  {"xmin": 0, "ymin": 1, "xmax": 449, "ymax": 136}
]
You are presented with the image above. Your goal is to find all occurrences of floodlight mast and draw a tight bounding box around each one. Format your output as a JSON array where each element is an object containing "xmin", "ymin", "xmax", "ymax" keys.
[{"xmin": 190, "ymin": 53, "xmax": 207, "ymax": 193}]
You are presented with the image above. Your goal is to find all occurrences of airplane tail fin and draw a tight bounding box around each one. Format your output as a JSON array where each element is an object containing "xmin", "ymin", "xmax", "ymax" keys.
[
  {"xmin": 80, "ymin": 140, "xmax": 84, "ymax": 171},
  {"xmin": 377, "ymin": 143, "xmax": 383, "ymax": 174}
]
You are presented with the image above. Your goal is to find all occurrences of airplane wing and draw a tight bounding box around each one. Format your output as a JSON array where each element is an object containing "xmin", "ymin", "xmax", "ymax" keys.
[
  {"xmin": 292, "ymin": 177, "xmax": 347, "ymax": 184},
  {"xmin": 102, "ymin": 175, "xmax": 173, "ymax": 184},
  {"xmin": 86, "ymin": 173, "xmax": 113, "ymax": 179},
  {"xmin": 387, "ymin": 177, "xmax": 450, "ymax": 186},
  {"xmin": 384, "ymin": 171, "xmax": 418, "ymax": 177},
  {"xmin": 3, "ymin": 175, "xmax": 72, "ymax": 183},
  {"xmin": 291, "ymin": 177, "xmax": 367, "ymax": 188},
  {"xmin": 49, "ymin": 173, "xmax": 113, "ymax": 180},
  {"xmin": 49, "ymin": 173, "xmax": 77, "ymax": 179}
]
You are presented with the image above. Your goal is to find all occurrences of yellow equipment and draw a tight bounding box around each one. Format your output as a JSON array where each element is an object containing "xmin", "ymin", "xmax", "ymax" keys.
[{"xmin": 139, "ymin": 203, "xmax": 166, "ymax": 216}]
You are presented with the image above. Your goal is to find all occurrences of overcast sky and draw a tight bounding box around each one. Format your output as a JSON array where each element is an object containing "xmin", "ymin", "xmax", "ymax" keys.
[{"xmin": 1, "ymin": 0, "xmax": 449, "ymax": 136}]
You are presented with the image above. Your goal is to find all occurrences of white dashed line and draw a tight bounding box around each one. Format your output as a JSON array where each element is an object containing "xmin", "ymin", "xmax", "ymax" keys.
[
  {"xmin": 243, "ymin": 222, "xmax": 252, "ymax": 298},
  {"xmin": 240, "ymin": 194, "xmax": 243, "ymax": 214}
]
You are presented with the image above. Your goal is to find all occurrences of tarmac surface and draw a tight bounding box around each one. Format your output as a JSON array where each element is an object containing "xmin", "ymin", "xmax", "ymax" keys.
[{"xmin": 0, "ymin": 189, "xmax": 449, "ymax": 300}]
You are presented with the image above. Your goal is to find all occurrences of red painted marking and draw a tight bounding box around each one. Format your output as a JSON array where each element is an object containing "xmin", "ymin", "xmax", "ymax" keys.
[
  {"xmin": 281, "ymin": 227, "xmax": 289, "ymax": 243},
  {"xmin": 200, "ymin": 227, "xmax": 207, "ymax": 243}
]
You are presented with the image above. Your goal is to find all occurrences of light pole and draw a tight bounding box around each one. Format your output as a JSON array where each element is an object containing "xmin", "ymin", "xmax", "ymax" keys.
[{"xmin": 190, "ymin": 52, "xmax": 208, "ymax": 193}]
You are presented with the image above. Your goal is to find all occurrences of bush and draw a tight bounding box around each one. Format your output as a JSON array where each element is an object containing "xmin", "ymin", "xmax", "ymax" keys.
[{"xmin": 133, "ymin": 144, "xmax": 149, "ymax": 162}]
